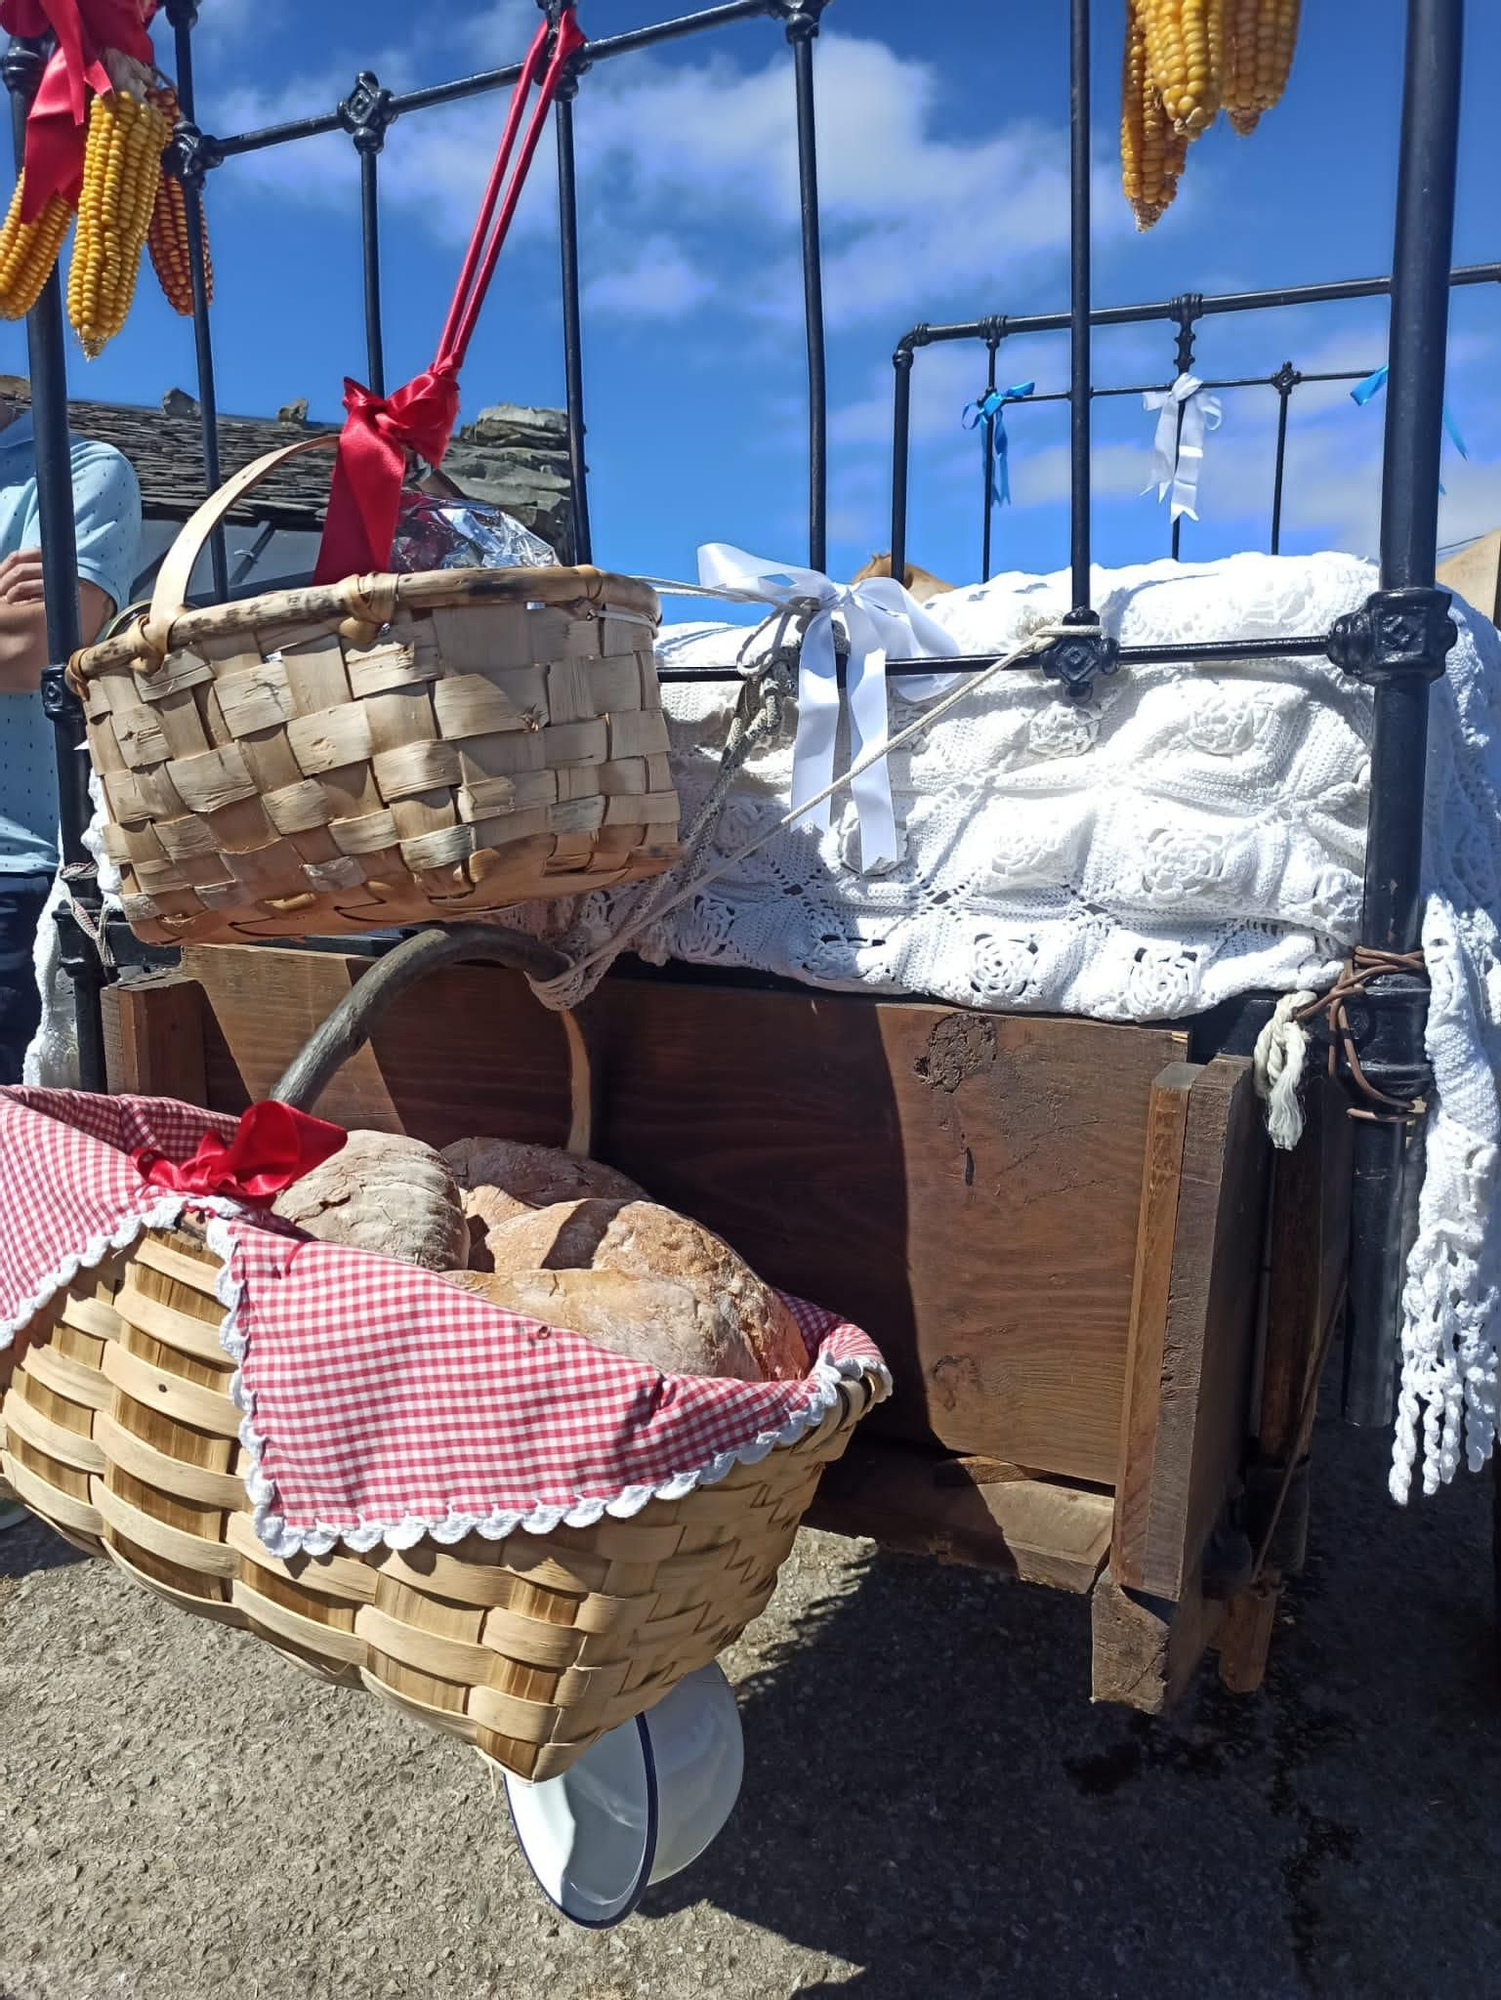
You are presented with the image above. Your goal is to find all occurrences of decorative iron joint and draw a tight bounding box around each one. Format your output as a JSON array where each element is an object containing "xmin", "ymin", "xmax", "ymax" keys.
[
  {"xmin": 775, "ymin": 0, "xmax": 829, "ymax": 45},
  {"xmin": 339, "ymin": 72, "xmax": 394, "ymax": 157},
  {"xmin": 1, "ymin": 36, "xmax": 45, "ymax": 102},
  {"xmin": 1309, "ymin": 966, "xmax": 1433, "ymax": 1120},
  {"xmin": 893, "ymin": 326, "xmax": 930, "ymax": 369},
  {"xmin": 167, "ymin": 118, "xmax": 221, "ymax": 191},
  {"xmin": 162, "ymin": 0, "xmax": 198, "ymax": 25},
  {"xmin": 1168, "ymin": 293, "xmax": 1202, "ymax": 377},
  {"xmin": 39, "ymin": 663, "xmax": 83, "ymax": 730},
  {"xmin": 1038, "ymin": 609, "xmax": 1120, "ymax": 706},
  {"xmin": 1271, "ymin": 359, "xmax": 1301, "ymax": 397},
  {"xmin": 1326, "ymin": 584, "xmax": 1457, "ymax": 688}
]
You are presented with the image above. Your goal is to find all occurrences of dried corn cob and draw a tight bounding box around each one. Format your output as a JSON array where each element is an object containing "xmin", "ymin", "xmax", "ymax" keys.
[
  {"xmin": 145, "ymin": 84, "xmax": 211, "ymax": 315},
  {"xmin": 1251, "ymin": 0, "xmax": 1299, "ymax": 116},
  {"xmin": 1139, "ymin": 0, "xmax": 1225, "ymax": 136},
  {"xmin": 1122, "ymin": 2, "xmax": 1189, "ymax": 230},
  {"xmin": 0, "ymin": 179, "xmax": 72, "ymax": 320},
  {"xmin": 67, "ymin": 87, "xmax": 172, "ymax": 359},
  {"xmin": 1223, "ymin": 0, "xmax": 1263, "ymax": 132}
]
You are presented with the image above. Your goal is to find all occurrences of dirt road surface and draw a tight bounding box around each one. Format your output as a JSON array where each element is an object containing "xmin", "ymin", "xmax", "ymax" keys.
[{"xmin": 2, "ymin": 1411, "xmax": 1497, "ymax": 2000}]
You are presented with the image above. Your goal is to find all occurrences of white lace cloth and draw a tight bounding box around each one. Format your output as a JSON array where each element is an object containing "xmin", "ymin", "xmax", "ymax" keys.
[
  {"xmin": 519, "ymin": 552, "xmax": 1501, "ymax": 1505},
  {"xmin": 35, "ymin": 553, "xmax": 1501, "ymax": 1502}
]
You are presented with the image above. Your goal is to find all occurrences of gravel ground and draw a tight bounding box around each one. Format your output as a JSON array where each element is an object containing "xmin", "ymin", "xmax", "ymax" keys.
[{"xmin": 2, "ymin": 1412, "xmax": 1498, "ymax": 2000}]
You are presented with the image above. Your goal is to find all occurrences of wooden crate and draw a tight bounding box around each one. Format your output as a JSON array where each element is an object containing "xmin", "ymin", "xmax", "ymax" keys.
[{"xmin": 102, "ymin": 948, "xmax": 1350, "ymax": 1711}]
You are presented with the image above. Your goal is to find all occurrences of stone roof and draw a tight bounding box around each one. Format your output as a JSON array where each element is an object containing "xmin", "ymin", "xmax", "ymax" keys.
[{"xmin": 0, "ymin": 378, "xmax": 575, "ymax": 560}]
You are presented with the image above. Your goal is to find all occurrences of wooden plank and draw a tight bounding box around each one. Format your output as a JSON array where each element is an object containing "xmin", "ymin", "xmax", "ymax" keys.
[
  {"xmin": 1112, "ymin": 1056, "xmax": 1271, "ymax": 1601},
  {"xmin": 594, "ymin": 986, "xmax": 1186, "ymax": 1485},
  {"xmin": 1091, "ymin": 1564, "xmax": 1224, "ymax": 1713},
  {"xmin": 104, "ymin": 971, "xmax": 209, "ymax": 1104},
  {"xmin": 808, "ymin": 1438, "xmax": 1112, "ymax": 1592},
  {"xmin": 1111, "ymin": 1062, "xmax": 1198, "ymax": 1576},
  {"xmin": 184, "ymin": 945, "xmax": 574, "ymax": 1145},
  {"xmin": 1438, "ymin": 528, "xmax": 1501, "ymax": 625}
]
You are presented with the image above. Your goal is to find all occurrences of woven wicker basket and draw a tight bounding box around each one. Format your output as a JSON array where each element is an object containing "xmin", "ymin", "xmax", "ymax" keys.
[
  {"xmin": 1, "ymin": 1257, "xmax": 124, "ymax": 1554},
  {"xmin": 2, "ymin": 1217, "xmax": 874, "ymax": 1778},
  {"xmin": 69, "ymin": 436, "xmax": 680, "ymax": 946}
]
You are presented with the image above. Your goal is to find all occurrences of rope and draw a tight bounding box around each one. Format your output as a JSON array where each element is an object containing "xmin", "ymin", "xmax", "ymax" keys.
[
  {"xmin": 526, "ymin": 618, "xmax": 1083, "ymax": 1011},
  {"xmin": 1252, "ymin": 946, "xmax": 1429, "ymax": 1149}
]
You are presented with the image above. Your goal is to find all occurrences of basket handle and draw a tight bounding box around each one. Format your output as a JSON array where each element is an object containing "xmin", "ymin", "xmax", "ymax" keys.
[{"xmin": 139, "ymin": 432, "xmax": 359, "ymax": 661}]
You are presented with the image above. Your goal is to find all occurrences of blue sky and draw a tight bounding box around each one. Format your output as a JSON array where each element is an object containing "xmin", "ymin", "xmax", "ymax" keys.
[{"xmin": 4, "ymin": 0, "xmax": 1499, "ymax": 591}]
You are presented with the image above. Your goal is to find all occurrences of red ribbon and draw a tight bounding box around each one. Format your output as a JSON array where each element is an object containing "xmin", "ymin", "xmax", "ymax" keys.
[
  {"xmin": 130, "ymin": 1100, "xmax": 347, "ymax": 1206},
  {"xmin": 0, "ymin": 0, "xmax": 154, "ymax": 219},
  {"xmin": 312, "ymin": 362, "xmax": 460, "ymax": 584},
  {"xmin": 312, "ymin": 7, "xmax": 584, "ymax": 585}
]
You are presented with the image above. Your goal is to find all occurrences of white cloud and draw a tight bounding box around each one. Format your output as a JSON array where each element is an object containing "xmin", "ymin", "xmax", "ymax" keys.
[{"xmin": 584, "ymin": 234, "xmax": 715, "ymax": 319}]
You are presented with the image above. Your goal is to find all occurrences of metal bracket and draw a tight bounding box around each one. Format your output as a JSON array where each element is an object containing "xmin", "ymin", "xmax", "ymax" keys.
[
  {"xmin": 167, "ymin": 118, "xmax": 222, "ymax": 192},
  {"xmin": 39, "ymin": 661, "xmax": 82, "ymax": 731},
  {"xmin": 1169, "ymin": 293, "xmax": 1203, "ymax": 377},
  {"xmin": 1270, "ymin": 359, "xmax": 1301, "ymax": 397},
  {"xmin": 161, "ymin": 0, "xmax": 199, "ymax": 26},
  {"xmin": 339, "ymin": 72, "xmax": 394, "ymax": 157},
  {"xmin": 1326, "ymin": 583, "xmax": 1458, "ymax": 688},
  {"xmin": 1038, "ymin": 611, "xmax": 1121, "ymax": 705},
  {"xmin": 1, "ymin": 36, "xmax": 44, "ymax": 101},
  {"xmin": 774, "ymin": 0, "xmax": 829, "ymax": 45},
  {"xmin": 1307, "ymin": 964, "xmax": 1434, "ymax": 1116}
]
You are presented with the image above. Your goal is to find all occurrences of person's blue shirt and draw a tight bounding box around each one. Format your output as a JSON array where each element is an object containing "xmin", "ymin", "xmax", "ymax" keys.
[{"xmin": 0, "ymin": 410, "xmax": 141, "ymax": 879}]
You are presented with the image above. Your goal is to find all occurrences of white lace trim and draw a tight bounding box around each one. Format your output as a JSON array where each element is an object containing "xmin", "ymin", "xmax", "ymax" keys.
[{"xmin": 5, "ymin": 1197, "xmax": 889, "ymax": 1559}]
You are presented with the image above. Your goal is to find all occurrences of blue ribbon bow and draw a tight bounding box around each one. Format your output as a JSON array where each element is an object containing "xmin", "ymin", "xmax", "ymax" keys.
[
  {"xmin": 961, "ymin": 380, "xmax": 1035, "ymax": 507},
  {"xmin": 1351, "ymin": 363, "xmax": 1468, "ymax": 493}
]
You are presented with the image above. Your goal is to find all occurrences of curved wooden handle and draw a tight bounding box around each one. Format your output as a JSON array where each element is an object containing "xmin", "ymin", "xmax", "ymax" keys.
[{"xmin": 142, "ymin": 432, "xmax": 344, "ymax": 657}]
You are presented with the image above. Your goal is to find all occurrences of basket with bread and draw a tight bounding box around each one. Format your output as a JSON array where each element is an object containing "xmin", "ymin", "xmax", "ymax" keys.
[{"xmin": 0, "ymin": 1087, "xmax": 888, "ymax": 1783}]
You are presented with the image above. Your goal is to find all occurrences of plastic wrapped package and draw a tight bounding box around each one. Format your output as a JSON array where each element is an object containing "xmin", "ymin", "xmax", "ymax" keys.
[{"xmin": 389, "ymin": 491, "xmax": 557, "ymax": 574}]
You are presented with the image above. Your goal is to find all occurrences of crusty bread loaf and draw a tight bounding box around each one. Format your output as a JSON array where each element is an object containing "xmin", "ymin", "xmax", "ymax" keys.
[
  {"xmin": 273, "ymin": 1130, "xmax": 469, "ymax": 1271},
  {"xmin": 481, "ymin": 1198, "xmax": 810, "ymax": 1381},
  {"xmin": 441, "ymin": 1138, "xmax": 647, "ymax": 1270},
  {"xmin": 439, "ymin": 1266, "xmax": 762, "ymax": 1380}
]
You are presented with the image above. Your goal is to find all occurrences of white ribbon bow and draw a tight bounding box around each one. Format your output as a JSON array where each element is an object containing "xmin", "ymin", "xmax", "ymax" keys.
[
  {"xmin": 696, "ymin": 543, "xmax": 962, "ymax": 870},
  {"xmin": 1142, "ymin": 373, "xmax": 1223, "ymax": 522}
]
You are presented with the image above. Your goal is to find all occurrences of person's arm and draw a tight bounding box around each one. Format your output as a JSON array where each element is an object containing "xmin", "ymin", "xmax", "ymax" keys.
[{"xmin": 0, "ymin": 549, "xmax": 111, "ymax": 693}]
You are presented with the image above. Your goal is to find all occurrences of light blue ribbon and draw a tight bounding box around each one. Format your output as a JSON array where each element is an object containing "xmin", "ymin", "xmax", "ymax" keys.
[
  {"xmin": 962, "ymin": 380, "xmax": 1035, "ymax": 506},
  {"xmin": 1351, "ymin": 363, "xmax": 1469, "ymax": 493}
]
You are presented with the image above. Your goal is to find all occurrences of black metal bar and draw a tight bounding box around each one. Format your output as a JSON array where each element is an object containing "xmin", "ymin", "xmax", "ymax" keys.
[
  {"xmin": 1169, "ymin": 299, "xmax": 1200, "ymax": 563},
  {"xmin": 1270, "ymin": 361, "xmax": 1298, "ymax": 555},
  {"xmin": 212, "ymin": 1, "xmax": 780, "ymax": 156},
  {"xmin": 890, "ymin": 343, "xmax": 914, "ymax": 583},
  {"xmin": 980, "ymin": 336, "xmax": 998, "ymax": 584},
  {"xmin": 553, "ymin": 77, "xmax": 591, "ymax": 566},
  {"xmin": 169, "ymin": 4, "xmax": 228, "ymax": 601},
  {"xmin": 657, "ymin": 632, "xmax": 1336, "ymax": 681},
  {"xmin": 4, "ymin": 37, "xmax": 104, "ymax": 1090},
  {"xmin": 339, "ymin": 75, "xmax": 394, "ymax": 397},
  {"xmin": 784, "ymin": 3, "xmax": 828, "ymax": 573},
  {"xmin": 1343, "ymin": 0, "xmax": 1464, "ymax": 1429},
  {"xmin": 1067, "ymin": 0, "xmax": 1091, "ymax": 611},
  {"xmin": 895, "ymin": 262, "xmax": 1501, "ymax": 352}
]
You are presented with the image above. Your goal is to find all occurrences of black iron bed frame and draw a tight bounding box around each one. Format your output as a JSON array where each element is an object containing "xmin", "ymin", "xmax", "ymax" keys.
[{"xmin": 0, "ymin": 0, "xmax": 1474, "ymax": 1434}]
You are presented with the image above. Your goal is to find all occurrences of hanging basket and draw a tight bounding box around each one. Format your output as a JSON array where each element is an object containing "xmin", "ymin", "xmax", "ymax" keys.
[
  {"xmin": 0, "ymin": 1087, "xmax": 888, "ymax": 1781},
  {"xmin": 69, "ymin": 435, "xmax": 680, "ymax": 946}
]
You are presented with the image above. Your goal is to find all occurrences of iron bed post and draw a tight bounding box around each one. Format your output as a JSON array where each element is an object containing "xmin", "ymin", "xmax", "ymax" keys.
[
  {"xmin": 3, "ymin": 35, "xmax": 104, "ymax": 1090},
  {"xmin": 1067, "ymin": 0, "xmax": 1092, "ymax": 614},
  {"xmin": 552, "ymin": 39, "xmax": 592, "ymax": 567},
  {"xmin": 1269, "ymin": 361, "xmax": 1298, "ymax": 555},
  {"xmin": 781, "ymin": 1, "xmax": 829, "ymax": 574},
  {"xmin": 339, "ymin": 72, "xmax": 394, "ymax": 399},
  {"xmin": 889, "ymin": 332, "xmax": 919, "ymax": 586},
  {"xmin": 165, "ymin": 0, "xmax": 228, "ymax": 603},
  {"xmin": 1335, "ymin": 0, "xmax": 1464, "ymax": 1427},
  {"xmin": 980, "ymin": 328, "xmax": 999, "ymax": 584},
  {"xmin": 1168, "ymin": 296, "xmax": 1201, "ymax": 562}
]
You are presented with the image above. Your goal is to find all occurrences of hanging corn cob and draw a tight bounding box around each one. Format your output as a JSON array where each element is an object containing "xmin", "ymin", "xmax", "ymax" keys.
[
  {"xmin": 145, "ymin": 83, "xmax": 211, "ymax": 316},
  {"xmin": 67, "ymin": 63, "xmax": 173, "ymax": 360},
  {"xmin": 1225, "ymin": 0, "xmax": 1301, "ymax": 134},
  {"xmin": 0, "ymin": 180, "xmax": 73, "ymax": 320},
  {"xmin": 1121, "ymin": 2, "xmax": 1190, "ymax": 231},
  {"xmin": 1137, "ymin": 0, "xmax": 1225, "ymax": 136}
]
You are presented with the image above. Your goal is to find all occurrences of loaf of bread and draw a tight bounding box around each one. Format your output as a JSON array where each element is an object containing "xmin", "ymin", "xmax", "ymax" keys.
[
  {"xmin": 480, "ymin": 1198, "xmax": 810, "ymax": 1381},
  {"xmin": 273, "ymin": 1130, "xmax": 469, "ymax": 1271},
  {"xmin": 440, "ymin": 1266, "xmax": 763, "ymax": 1380},
  {"xmin": 441, "ymin": 1138, "xmax": 647, "ymax": 1271}
]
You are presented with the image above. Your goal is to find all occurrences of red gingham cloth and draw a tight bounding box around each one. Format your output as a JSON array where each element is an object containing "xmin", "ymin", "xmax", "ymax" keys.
[{"xmin": 0, "ymin": 1088, "xmax": 888, "ymax": 1554}]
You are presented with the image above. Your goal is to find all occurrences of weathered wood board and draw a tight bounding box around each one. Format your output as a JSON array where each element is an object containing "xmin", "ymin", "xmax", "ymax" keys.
[{"xmin": 112, "ymin": 949, "xmax": 1188, "ymax": 1487}]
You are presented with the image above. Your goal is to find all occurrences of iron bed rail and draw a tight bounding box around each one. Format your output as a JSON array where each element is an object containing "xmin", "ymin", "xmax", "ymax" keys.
[{"xmin": 0, "ymin": 0, "xmax": 1474, "ymax": 1429}]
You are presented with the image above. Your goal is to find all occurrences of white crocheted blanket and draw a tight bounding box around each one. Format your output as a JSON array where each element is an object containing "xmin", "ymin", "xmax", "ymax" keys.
[
  {"xmin": 524, "ymin": 551, "xmax": 1501, "ymax": 1504},
  {"xmin": 30, "ymin": 551, "xmax": 1501, "ymax": 1502}
]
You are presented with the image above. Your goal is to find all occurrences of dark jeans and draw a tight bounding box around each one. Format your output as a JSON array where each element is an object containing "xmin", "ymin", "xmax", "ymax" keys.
[{"xmin": 0, "ymin": 876, "xmax": 48, "ymax": 1084}]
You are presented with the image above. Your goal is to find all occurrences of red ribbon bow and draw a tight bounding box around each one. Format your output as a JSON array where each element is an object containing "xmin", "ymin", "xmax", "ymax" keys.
[
  {"xmin": 312, "ymin": 7, "xmax": 585, "ymax": 585},
  {"xmin": 312, "ymin": 362, "xmax": 460, "ymax": 585},
  {"xmin": 129, "ymin": 1100, "xmax": 347, "ymax": 1206},
  {"xmin": 0, "ymin": 0, "xmax": 155, "ymax": 220}
]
